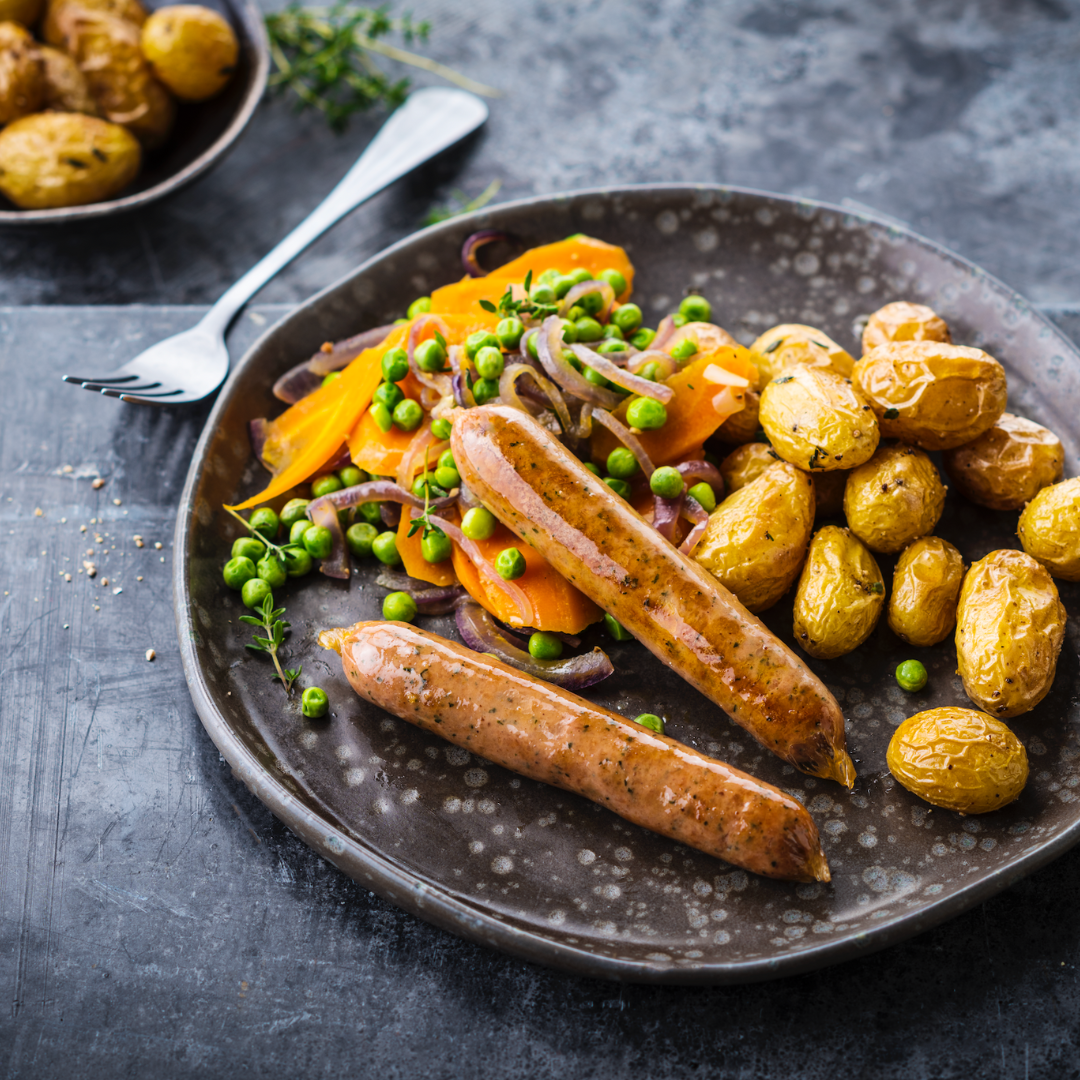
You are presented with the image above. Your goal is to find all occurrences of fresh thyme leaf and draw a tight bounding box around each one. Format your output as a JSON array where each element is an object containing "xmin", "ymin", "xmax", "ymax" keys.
[
  {"xmin": 240, "ymin": 593, "xmax": 300, "ymax": 695},
  {"xmin": 478, "ymin": 299, "xmax": 498, "ymax": 313}
]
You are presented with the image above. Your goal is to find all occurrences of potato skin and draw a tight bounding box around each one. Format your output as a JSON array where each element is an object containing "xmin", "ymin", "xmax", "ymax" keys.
[
  {"xmin": 751, "ymin": 323, "xmax": 855, "ymax": 384},
  {"xmin": 141, "ymin": 4, "xmax": 238, "ymax": 102},
  {"xmin": 0, "ymin": 20, "xmax": 44, "ymax": 124},
  {"xmin": 1017, "ymin": 477, "xmax": 1080, "ymax": 582},
  {"xmin": 0, "ymin": 0, "xmax": 45, "ymax": 24},
  {"xmin": 0, "ymin": 110, "xmax": 140, "ymax": 208},
  {"xmin": 793, "ymin": 525, "xmax": 885, "ymax": 659},
  {"xmin": 718, "ymin": 442, "xmax": 780, "ymax": 494},
  {"xmin": 843, "ymin": 443, "xmax": 947, "ymax": 554},
  {"xmin": 712, "ymin": 388, "xmax": 760, "ymax": 445},
  {"xmin": 887, "ymin": 707, "xmax": 1028, "ymax": 814},
  {"xmin": 758, "ymin": 363, "xmax": 879, "ymax": 472},
  {"xmin": 42, "ymin": 0, "xmax": 146, "ymax": 45},
  {"xmin": 887, "ymin": 536, "xmax": 965, "ymax": 647},
  {"xmin": 851, "ymin": 341, "xmax": 1007, "ymax": 451},
  {"xmin": 943, "ymin": 413, "xmax": 1064, "ymax": 512},
  {"xmin": 694, "ymin": 462, "xmax": 815, "ymax": 613},
  {"xmin": 39, "ymin": 45, "xmax": 97, "ymax": 112},
  {"xmin": 666, "ymin": 321, "xmax": 739, "ymax": 358},
  {"xmin": 862, "ymin": 301, "xmax": 951, "ymax": 355},
  {"xmin": 955, "ymin": 549, "xmax": 1066, "ymax": 718}
]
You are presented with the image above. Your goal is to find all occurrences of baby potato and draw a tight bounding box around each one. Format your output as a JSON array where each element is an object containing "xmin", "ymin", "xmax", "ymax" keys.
[
  {"xmin": 861, "ymin": 301, "xmax": 951, "ymax": 355},
  {"xmin": 851, "ymin": 341, "xmax": 1008, "ymax": 451},
  {"xmin": 843, "ymin": 443, "xmax": 947, "ymax": 553},
  {"xmin": 141, "ymin": 4, "xmax": 238, "ymax": 102},
  {"xmin": 713, "ymin": 388, "xmax": 760, "ymax": 445},
  {"xmin": 1017, "ymin": 477, "xmax": 1080, "ymax": 581},
  {"xmin": 42, "ymin": 0, "xmax": 146, "ymax": 45},
  {"xmin": 666, "ymin": 321, "xmax": 739, "ymax": 358},
  {"xmin": 955, "ymin": 549, "xmax": 1066, "ymax": 718},
  {"xmin": 718, "ymin": 442, "xmax": 780, "ymax": 493},
  {"xmin": 887, "ymin": 707, "xmax": 1028, "ymax": 814},
  {"xmin": 0, "ymin": 20, "xmax": 44, "ymax": 125},
  {"xmin": 694, "ymin": 462, "xmax": 815, "ymax": 613},
  {"xmin": 888, "ymin": 536, "xmax": 965, "ymax": 647},
  {"xmin": 758, "ymin": 363, "xmax": 880, "ymax": 472},
  {"xmin": 812, "ymin": 469, "xmax": 847, "ymax": 518},
  {"xmin": 793, "ymin": 525, "xmax": 885, "ymax": 659},
  {"xmin": 0, "ymin": 110, "xmax": 140, "ymax": 208},
  {"xmin": 39, "ymin": 45, "xmax": 97, "ymax": 112},
  {"xmin": 943, "ymin": 413, "xmax": 1064, "ymax": 512},
  {"xmin": 0, "ymin": 0, "xmax": 44, "ymax": 25},
  {"xmin": 751, "ymin": 323, "xmax": 855, "ymax": 384}
]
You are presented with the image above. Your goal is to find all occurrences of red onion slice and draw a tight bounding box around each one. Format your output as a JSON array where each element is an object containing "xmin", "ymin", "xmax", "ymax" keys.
[
  {"xmin": 652, "ymin": 491, "xmax": 684, "ymax": 542},
  {"xmin": 307, "ymin": 325, "xmax": 397, "ymax": 377},
  {"xmin": 676, "ymin": 460, "xmax": 724, "ymax": 495},
  {"xmin": 308, "ymin": 496, "xmax": 349, "ymax": 579},
  {"xmin": 499, "ymin": 363, "xmax": 573, "ymax": 435},
  {"xmin": 570, "ymin": 343, "xmax": 674, "ymax": 403},
  {"xmin": 397, "ymin": 424, "xmax": 447, "ymax": 490},
  {"xmin": 375, "ymin": 570, "xmax": 466, "ymax": 614},
  {"xmin": 272, "ymin": 368, "xmax": 325, "ymax": 405},
  {"xmin": 455, "ymin": 602, "xmax": 614, "ymax": 689},
  {"xmin": 558, "ymin": 279, "xmax": 616, "ymax": 320},
  {"xmin": 304, "ymin": 478, "xmax": 455, "ymax": 514},
  {"xmin": 590, "ymin": 408, "xmax": 656, "ymax": 478},
  {"xmin": 679, "ymin": 496, "xmax": 710, "ymax": 556},
  {"xmin": 627, "ymin": 350, "xmax": 677, "ymax": 381},
  {"xmin": 651, "ymin": 316, "xmax": 679, "ymax": 351},
  {"xmin": 535, "ymin": 316, "xmax": 623, "ymax": 410},
  {"xmin": 461, "ymin": 230, "xmax": 512, "ymax": 277},
  {"xmin": 249, "ymin": 418, "xmax": 270, "ymax": 469}
]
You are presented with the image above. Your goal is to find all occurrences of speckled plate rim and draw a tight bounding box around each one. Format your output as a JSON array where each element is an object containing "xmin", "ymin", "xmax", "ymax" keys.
[{"xmin": 174, "ymin": 183, "xmax": 1080, "ymax": 985}]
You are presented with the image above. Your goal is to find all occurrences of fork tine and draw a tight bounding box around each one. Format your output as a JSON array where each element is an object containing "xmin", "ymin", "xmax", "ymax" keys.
[
  {"xmin": 118, "ymin": 390, "xmax": 189, "ymax": 405},
  {"xmin": 62, "ymin": 373, "xmax": 139, "ymax": 386},
  {"xmin": 95, "ymin": 381, "xmax": 164, "ymax": 395},
  {"xmin": 105, "ymin": 384, "xmax": 183, "ymax": 399}
]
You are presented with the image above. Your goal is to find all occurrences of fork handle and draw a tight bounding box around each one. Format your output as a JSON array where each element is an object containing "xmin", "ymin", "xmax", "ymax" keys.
[{"xmin": 199, "ymin": 87, "xmax": 488, "ymax": 337}]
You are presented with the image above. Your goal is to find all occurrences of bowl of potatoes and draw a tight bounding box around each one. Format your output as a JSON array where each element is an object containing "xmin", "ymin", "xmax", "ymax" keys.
[{"xmin": 0, "ymin": 0, "xmax": 267, "ymax": 222}]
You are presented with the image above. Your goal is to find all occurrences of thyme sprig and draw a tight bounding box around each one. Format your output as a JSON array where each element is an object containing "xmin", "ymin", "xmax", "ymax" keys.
[
  {"xmin": 224, "ymin": 505, "xmax": 301, "ymax": 562},
  {"xmin": 240, "ymin": 594, "xmax": 302, "ymax": 693},
  {"xmin": 407, "ymin": 447, "xmax": 448, "ymax": 541},
  {"xmin": 479, "ymin": 270, "xmax": 559, "ymax": 324}
]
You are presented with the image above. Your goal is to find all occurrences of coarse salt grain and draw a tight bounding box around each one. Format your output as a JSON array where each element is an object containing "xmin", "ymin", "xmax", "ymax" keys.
[
  {"xmin": 113, "ymin": 499, "xmax": 122, "ymax": 506},
  {"xmin": 146, "ymin": 649, "xmax": 155, "ymax": 662},
  {"xmin": 92, "ymin": 479, "xmax": 105, "ymax": 489}
]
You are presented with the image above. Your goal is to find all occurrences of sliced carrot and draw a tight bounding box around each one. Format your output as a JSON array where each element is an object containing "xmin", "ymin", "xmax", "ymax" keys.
[
  {"xmin": 395, "ymin": 513, "xmax": 459, "ymax": 587},
  {"xmin": 348, "ymin": 410, "xmax": 419, "ymax": 478}
]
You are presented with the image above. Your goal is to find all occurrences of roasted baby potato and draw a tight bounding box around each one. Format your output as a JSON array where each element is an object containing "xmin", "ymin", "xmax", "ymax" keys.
[
  {"xmin": 843, "ymin": 443, "xmax": 947, "ymax": 553},
  {"xmin": 887, "ymin": 707, "xmax": 1028, "ymax": 814},
  {"xmin": 1017, "ymin": 477, "xmax": 1080, "ymax": 581},
  {"xmin": 0, "ymin": 20, "xmax": 44, "ymax": 124},
  {"xmin": 42, "ymin": 0, "xmax": 146, "ymax": 45},
  {"xmin": 943, "ymin": 412, "xmax": 1064, "ymax": 512},
  {"xmin": 793, "ymin": 525, "xmax": 885, "ymax": 659},
  {"xmin": 851, "ymin": 341, "xmax": 1008, "ymax": 451},
  {"xmin": 694, "ymin": 462, "xmax": 815, "ymax": 613},
  {"xmin": 0, "ymin": 110, "xmax": 140, "ymax": 207},
  {"xmin": 718, "ymin": 442, "xmax": 780, "ymax": 494},
  {"xmin": 39, "ymin": 44, "xmax": 97, "ymax": 112},
  {"xmin": 861, "ymin": 301, "xmax": 951, "ymax": 355},
  {"xmin": 751, "ymin": 323, "xmax": 855, "ymax": 384},
  {"xmin": 141, "ymin": 4, "xmax": 237, "ymax": 102},
  {"xmin": 955, "ymin": 549, "xmax": 1066, "ymax": 718},
  {"xmin": 0, "ymin": 0, "xmax": 44, "ymax": 26},
  {"xmin": 712, "ymin": 388, "xmax": 760, "ymax": 445},
  {"xmin": 665, "ymin": 321, "xmax": 739, "ymax": 359},
  {"xmin": 887, "ymin": 536, "xmax": 965, "ymax": 647},
  {"xmin": 758, "ymin": 363, "xmax": 879, "ymax": 472}
]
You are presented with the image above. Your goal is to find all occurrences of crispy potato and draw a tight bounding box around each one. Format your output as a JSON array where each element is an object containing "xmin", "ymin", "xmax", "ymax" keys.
[
  {"xmin": 42, "ymin": 0, "xmax": 146, "ymax": 45},
  {"xmin": 665, "ymin": 321, "xmax": 740, "ymax": 360},
  {"xmin": 758, "ymin": 363, "xmax": 880, "ymax": 472},
  {"xmin": 955, "ymin": 549, "xmax": 1066, "ymax": 718},
  {"xmin": 718, "ymin": 442, "xmax": 780, "ymax": 494},
  {"xmin": 942, "ymin": 413, "xmax": 1064, "ymax": 511},
  {"xmin": 861, "ymin": 301, "xmax": 951, "ymax": 355},
  {"xmin": 812, "ymin": 469, "xmax": 847, "ymax": 518},
  {"xmin": 793, "ymin": 525, "xmax": 885, "ymax": 659},
  {"xmin": 751, "ymin": 323, "xmax": 855, "ymax": 385},
  {"xmin": 887, "ymin": 707, "xmax": 1028, "ymax": 814},
  {"xmin": 39, "ymin": 45, "xmax": 97, "ymax": 112},
  {"xmin": 887, "ymin": 536, "xmax": 965, "ymax": 647},
  {"xmin": 843, "ymin": 443, "xmax": 947, "ymax": 553},
  {"xmin": 851, "ymin": 341, "xmax": 1007, "ymax": 451},
  {"xmin": 0, "ymin": 110, "xmax": 140, "ymax": 208},
  {"xmin": 0, "ymin": 0, "xmax": 44, "ymax": 25},
  {"xmin": 141, "ymin": 4, "xmax": 237, "ymax": 102},
  {"xmin": 1017, "ymin": 477, "xmax": 1080, "ymax": 581},
  {"xmin": 694, "ymin": 462, "xmax": 815, "ymax": 613},
  {"xmin": 0, "ymin": 20, "xmax": 44, "ymax": 124},
  {"xmin": 712, "ymin": 388, "xmax": 760, "ymax": 445}
]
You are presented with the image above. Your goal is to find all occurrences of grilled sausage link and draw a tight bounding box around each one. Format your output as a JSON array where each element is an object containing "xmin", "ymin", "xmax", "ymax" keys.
[
  {"xmin": 321, "ymin": 621, "xmax": 830, "ymax": 882},
  {"xmin": 451, "ymin": 405, "xmax": 855, "ymax": 787}
]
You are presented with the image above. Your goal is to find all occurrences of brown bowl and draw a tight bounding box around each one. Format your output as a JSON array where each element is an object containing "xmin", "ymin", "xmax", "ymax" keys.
[{"xmin": 0, "ymin": 0, "xmax": 268, "ymax": 225}]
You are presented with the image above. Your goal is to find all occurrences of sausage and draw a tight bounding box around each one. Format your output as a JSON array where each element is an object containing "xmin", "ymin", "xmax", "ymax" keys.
[
  {"xmin": 321, "ymin": 620, "xmax": 830, "ymax": 883},
  {"xmin": 451, "ymin": 404, "xmax": 855, "ymax": 788}
]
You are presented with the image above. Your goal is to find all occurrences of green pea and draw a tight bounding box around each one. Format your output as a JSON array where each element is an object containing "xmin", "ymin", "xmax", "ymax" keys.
[
  {"xmin": 412, "ymin": 471, "xmax": 440, "ymax": 498},
  {"xmin": 278, "ymin": 499, "xmax": 309, "ymax": 530},
  {"xmin": 249, "ymin": 507, "xmax": 279, "ymax": 540},
  {"xmin": 604, "ymin": 613, "xmax": 633, "ymax": 641},
  {"xmin": 606, "ymin": 447, "xmax": 640, "ymax": 479},
  {"xmin": 670, "ymin": 338, "xmax": 698, "ymax": 363},
  {"xmin": 393, "ymin": 399, "xmax": 423, "ymax": 432},
  {"xmin": 638, "ymin": 361, "xmax": 662, "ymax": 382},
  {"xmin": 548, "ymin": 274, "xmax": 571, "ymax": 299},
  {"xmin": 407, "ymin": 296, "xmax": 432, "ymax": 318},
  {"xmin": 465, "ymin": 330, "xmax": 500, "ymax": 360},
  {"xmin": 650, "ymin": 466, "xmax": 684, "ymax": 499},
  {"xmin": 537, "ymin": 269, "xmax": 560, "ymax": 286},
  {"xmin": 431, "ymin": 416, "xmax": 453, "ymax": 441},
  {"xmin": 572, "ymin": 316, "xmax": 602, "ymax": 342},
  {"xmin": 283, "ymin": 546, "xmax": 313, "ymax": 577},
  {"xmin": 634, "ymin": 713, "xmax": 665, "ymax": 735},
  {"xmin": 381, "ymin": 346, "xmax": 410, "ymax": 383},
  {"xmin": 434, "ymin": 465, "xmax": 461, "ymax": 490},
  {"xmin": 461, "ymin": 506, "xmax": 497, "ymax": 540},
  {"xmin": 474, "ymin": 346, "xmax": 505, "ymax": 380},
  {"xmin": 321, "ymin": 372, "xmax": 341, "ymax": 388},
  {"xmin": 583, "ymin": 366, "xmax": 609, "ymax": 389},
  {"xmin": 301, "ymin": 686, "xmax": 330, "ymax": 718},
  {"xmin": 566, "ymin": 305, "xmax": 585, "ymax": 323},
  {"xmin": 596, "ymin": 340, "xmax": 628, "ymax": 355},
  {"xmin": 626, "ymin": 397, "xmax": 668, "ymax": 430},
  {"xmin": 369, "ymin": 402, "xmax": 393, "ymax": 433},
  {"xmin": 525, "ymin": 331, "xmax": 539, "ymax": 360},
  {"xmin": 393, "ymin": 318, "xmax": 409, "ymax": 327},
  {"xmin": 346, "ymin": 522, "xmax": 377, "ymax": 558},
  {"xmin": 577, "ymin": 290, "xmax": 604, "ymax": 317},
  {"xmin": 530, "ymin": 283, "xmax": 557, "ymax": 304},
  {"xmin": 472, "ymin": 377, "xmax": 500, "ymax": 405},
  {"xmin": 302, "ymin": 525, "xmax": 333, "ymax": 559},
  {"xmin": 671, "ymin": 312, "xmax": 688, "ymax": 328},
  {"xmin": 528, "ymin": 631, "xmax": 564, "ymax": 660},
  {"xmin": 373, "ymin": 381, "xmax": 404, "ymax": 411},
  {"xmin": 679, "ymin": 294, "xmax": 711, "ymax": 323},
  {"xmin": 630, "ymin": 328, "xmax": 657, "ymax": 350},
  {"xmin": 687, "ymin": 482, "xmax": 717, "ymax": 513},
  {"xmin": 612, "ymin": 303, "xmax": 643, "ymax": 333},
  {"xmin": 896, "ymin": 659, "xmax": 928, "ymax": 693},
  {"xmin": 372, "ymin": 531, "xmax": 402, "ymax": 566},
  {"xmin": 437, "ymin": 450, "xmax": 456, "ymax": 471},
  {"xmin": 289, "ymin": 519, "xmax": 313, "ymax": 544},
  {"xmin": 257, "ymin": 554, "xmax": 287, "ymax": 588},
  {"xmin": 358, "ymin": 501, "xmax": 383, "ymax": 525},
  {"xmin": 565, "ymin": 350, "xmax": 582, "ymax": 372},
  {"xmin": 311, "ymin": 474, "xmax": 343, "ymax": 498},
  {"xmin": 559, "ymin": 318, "xmax": 578, "ymax": 344},
  {"xmin": 604, "ymin": 477, "xmax": 632, "ymax": 499},
  {"xmin": 414, "ymin": 339, "xmax": 446, "ymax": 373},
  {"xmin": 231, "ymin": 536, "xmax": 265, "ymax": 562},
  {"xmin": 421, "ymin": 529, "xmax": 453, "ymax": 563},
  {"xmin": 495, "ymin": 547, "xmax": 526, "ymax": 580},
  {"xmin": 567, "ymin": 268, "xmax": 592, "ymax": 285},
  {"xmin": 241, "ymin": 578, "xmax": 272, "ymax": 610},
  {"xmin": 602, "ymin": 323, "xmax": 625, "ymax": 341},
  {"xmin": 496, "ymin": 317, "xmax": 524, "ymax": 350},
  {"xmin": 223, "ymin": 556, "xmax": 256, "ymax": 590},
  {"xmin": 583, "ymin": 462, "xmax": 602, "ymax": 476},
  {"xmin": 599, "ymin": 268, "xmax": 627, "ymax": 296},
  {"xmin": 338, "ymin": 466, "xmax": 365, "ymax": 489},
  {"xmin": 382, "ymin": 590, "xmax": 418, "ymax": 622}
]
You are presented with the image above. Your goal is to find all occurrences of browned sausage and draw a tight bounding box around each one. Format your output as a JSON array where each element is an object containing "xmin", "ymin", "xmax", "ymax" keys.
[
  {"xmin": 321, "ymin": 620, "xmax": 830, "ymax": 883},
  {"xmin": 452, "ymin": 404, "xmax": 855, "ymax": 787}
]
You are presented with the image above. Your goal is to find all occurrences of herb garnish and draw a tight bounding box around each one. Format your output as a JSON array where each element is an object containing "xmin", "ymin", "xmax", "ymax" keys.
[
  {"xmin": 240, "ymin": 594, "xmax": 302, "ymax": 693},
  {"xmin": 479, "ymin": 270, "xmax": 559, "ymax": 323}
]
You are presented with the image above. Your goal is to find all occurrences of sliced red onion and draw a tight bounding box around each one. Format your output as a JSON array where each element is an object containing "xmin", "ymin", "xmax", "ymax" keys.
[
  {"xmin": 575, "ymin": 402, "xmax": 595, "ymax": 440},
  {"xmin": 407, "ymin": 315, "xmax": 454, "ymax": 396},
  {"xmin": 499, "ymin": 363, "xmax": 573, "ymax": 435},
  {"xmin": 304, "ymin": 478, "xmax": 455, "ymax": 514},
  {"xmin": 558, "ymin": 279, "xmax": 616, "ymax": 320},
  {"xmin": 397, "ymin": 424, "xmax": 444, "ymax": 489},
  {"xmin": 651, "ymin": 316, "xmax": 678, "ymax": 351},
  {"xmin": 462, "ymin": 230, "xmax": 511, "ymax": 277},
  {"xmin": 570, "ymin": 343, "xmax": 674, "ymax": 403},
  {"xmin": 309, "ymin": 496, "xmax": 349, "ymax": 579},
  {"xmin": 449, "ymin": 346, "xmax": 477, "ymax": 409},
  {"xmin": 457, "ymin": 484, "xmax": 482, "ymax": 510},
  {"xmin": 455, "ymin": 602, "xmax": 614, "ymax": 689},
  {"xmin": 308, "ymin": 325, "xmax": 396, "ymax": 376},
  {"xmin": 325, "ymin": 444, "xmax": 352, "ymax": 472},
  {"xmin": 375, "ymin": 570, "xmax": 466, "ymax": 614},
  {"xmin": 676, "ymin": 460, "xmax": 724, "ymax": 496},
  {"xmin": 272, "ymin": 367, "xmax": 325, "ymax": 404},
  {"xmin": 628, "ymin": 350, "xmax": 677, "ymax": 380},
  {"xmin": 535, "ymin": 316, "xmax": 622, "ymax": 410},
  {"xmin": 249, "ymin": 418, "xmax": 269, "ymax": 469},
  {"xmin": 679, "ymin": 495, "xmax": 710, "ymax": 556},
  {"xmin": 653, "ymin": 491, "xmax": 684, "ymax": 543},
  {"xmin": 381, "ymin": 503, "xmax": 402, "ymax": 528},
  {"xmin": 591, "ymin": 408, "xmax": 656, "ymax": 478}
]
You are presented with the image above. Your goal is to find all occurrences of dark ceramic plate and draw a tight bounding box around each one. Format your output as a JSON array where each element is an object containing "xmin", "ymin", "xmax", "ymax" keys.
[
  {"xmin": 175, "ymin": 185, "xmax": 1080, "ymax": 984},
  {"xmin": 0, "ymin": 0, "xmax": 267, "ymax": 225}
]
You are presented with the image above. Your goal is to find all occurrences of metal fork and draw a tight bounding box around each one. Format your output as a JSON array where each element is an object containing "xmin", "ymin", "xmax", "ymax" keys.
[{"xmin": 62, "ymin": 87, "xmax": 489, "ymax": 405}]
